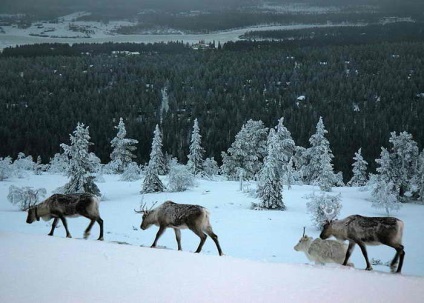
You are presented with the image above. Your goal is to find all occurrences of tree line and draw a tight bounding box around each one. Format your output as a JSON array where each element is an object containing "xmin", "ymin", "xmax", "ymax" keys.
[{"xmin": 0, "ymin": 40, "xmax": 423, "ymax": 181}]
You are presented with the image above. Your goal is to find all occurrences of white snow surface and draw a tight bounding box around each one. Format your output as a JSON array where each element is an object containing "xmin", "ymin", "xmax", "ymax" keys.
[{"xmin": 1, "ymin": 174, "xmax": 424, "ymax": 302}]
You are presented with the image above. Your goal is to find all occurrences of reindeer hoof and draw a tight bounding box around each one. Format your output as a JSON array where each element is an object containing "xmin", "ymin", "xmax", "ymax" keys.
[
  {"xmin": 365, "ymin": 267, "xmax": 373, "ymax": 271},
  {"xmin": 84, "ymin": 233, "xmax": 89, "ymax": 239},
  {"xmin": 66, "ymin": 235, "xmax": 72, "ymax": 238},
  {"xmin": 97, "ymin": 237, "xmax": 104, "ymax": 241}
]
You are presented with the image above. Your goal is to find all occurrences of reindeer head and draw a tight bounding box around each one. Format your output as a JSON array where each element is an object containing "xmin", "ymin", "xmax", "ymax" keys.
[
  {"xmin": 319, "ymin": 206, "xmax": 338, "ymax": 239},
  {"xmin": 26, "ymin": 206, "xmax": 39, "ymax": 224},
  {"xmin": 294, "ymin": 227, "xmax": 313, "ymax": 251},
  {"xmin": 134, "ymin": 201, "xmax": 157, "ymax": 230}
]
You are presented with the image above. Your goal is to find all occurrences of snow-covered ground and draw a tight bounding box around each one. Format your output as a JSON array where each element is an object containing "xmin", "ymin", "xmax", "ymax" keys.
[
  {"xmin": 1, "ymin": 174, "xmax": 424, "ymax": 302},
  {"xmin": 0, "ymin": 12, "xmax": 367, "ymax": 50}
]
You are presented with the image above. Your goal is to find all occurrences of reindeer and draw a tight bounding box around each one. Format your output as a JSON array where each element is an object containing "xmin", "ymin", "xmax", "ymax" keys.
[
  {"xmin": 26, "ymin": 193, "xmax": 104, "ymax": 240},
  {"xmin": 135, "ymin": 200, "xmax": 223, "ymax": 256},
  {"xmin": 320, "ymin": 214, "xmax": 405, "ymax": 273},
  {"xmin": 294, "ymin": 227, "xmax": 352, "ymax": 266}
]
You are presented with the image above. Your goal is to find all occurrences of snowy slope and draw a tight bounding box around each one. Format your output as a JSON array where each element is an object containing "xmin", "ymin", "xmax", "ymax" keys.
[
  {"xmin": 1, "ymin": 232, "xmax": 423, "ymax": 303},
  {"xmin": 1, "ymin": 174, "xmax": 424, "ymax": 302}
]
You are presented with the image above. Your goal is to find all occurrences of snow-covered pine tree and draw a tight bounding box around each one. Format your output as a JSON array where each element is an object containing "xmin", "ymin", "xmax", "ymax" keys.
[
  {"xmin": 256, "ymin": 129, "xmax": 285, "ymax": 210},
  {"xmin": 48, "ymin": 153, "xmax": 69, "ymax": 174},
  {"xmin": 60, "ymin": 123, "xmax": 101, "ymax": 196},
  {"xmin": 142, "ymin": 125, "xmax": 166, "ymax": 193},
  {"xmin": 371, "ymin": 180, "xmax": 401, "ymax": 215},
  {"xmin": 273, "ymin": 117, "xmax": 296, "ymax": 188},
  {"xmin": 221, "ymin": 119, "xmax": 268, "ymax": 180},
  {"xmin": 347, "ymin": 148, "xmax": 368, "ymax": 186},
  {"xmin": 417, "ymin": 150, "xmax": 424, "ymax": 202},
  {"xmin": 303, "ymin": 117, "xmax": 337, "ymax": 191},
  {"xmin": 187, "ymin": 118, "xmax": 205, "ymax": 175},
  {"xmin": 142, "ymin": 164, "xmax": 165, "ymax": 193},
  {"xmin": 110, "ymin": 117, "xmax": 139, "ymax": 174},
  {"xmin": 150, "ymin": 124, "xmax": 167, "ymax": 175},
  {"xmin": 0, "ymin": 156, "xmax": 13, "ymax": 181},
  {"xmin": 13, "ymin": 152, "xmax": 34, "ymax": 178},
  {"xmin": 388, "ymin": 131, "xmax": 419, "ymax": 199}
]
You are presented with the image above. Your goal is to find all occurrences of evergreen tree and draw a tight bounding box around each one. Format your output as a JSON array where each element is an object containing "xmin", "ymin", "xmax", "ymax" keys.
[
  {"xmin": 347, "ymin": 148, "xmax": 368, "ymax": 186},
  {"xmin": 187, "ymin": 118, "xmax": 204, "ymax": 175},
  {"xmin": 120, "ymin": 162, "xmax": 141, "ymax": 181},
  {"xmin": 203, "ymin": 157, "xmax": 220, "ymax": 178},
  {"xmin": 417, "ymin": 150, "xmax": 424, "ymax": 202},
  {"xmin": 110, "ymin": 117, "xmax": 139, "ymax": 174},
  {"xmin": 257, "ymin": 129, "xmax": 285, "ymax": 210},
  {"xmin": 388, "ymin": 131, "xmax": 419, "ymax": 198},
  {"xmin": 273, "ymin": 117, "xmax": 296, "ymax": 188},
  {"xmin": 0, "ymin": 157, "xmax": 13, "ymax": 181},
  {"xmin": 221, "ymin": 119, "xmax": 268, "ymax": 180},
  {"xmin": 60, "ymin": 123, "xmax": 101, "ymax": 195},
  {"xmin": 304, "ymin": 117, "xmax": 337, "ymax": 191},
  {"xmin": 48, "ymin": 153, "xmax": 69, "ymax": 174},
  {"xmin": 371, "ymin": 179, "xmax": 401, "ymax": 215},
  {"xmin": 150, "ymin": 124, "xmax": 167, "ymax": 175},
  {"xmin": 142, "ymin": 124, "xmax": 165, "ymax": 193}
]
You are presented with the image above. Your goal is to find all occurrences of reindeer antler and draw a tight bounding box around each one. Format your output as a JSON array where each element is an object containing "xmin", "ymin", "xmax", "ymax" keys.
[
  {"xmin": 302, "ymin": 226, "xmax": 306, "ymax": 237},
  {"xmin": 134, "ymin": 201, "xmax": 147, "ymax": 214}
]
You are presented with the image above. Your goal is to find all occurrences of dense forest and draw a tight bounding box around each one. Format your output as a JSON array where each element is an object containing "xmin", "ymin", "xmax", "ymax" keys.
[{"xmin": 1, "ymin": 33, "xmax": 423, "ymax": 181}]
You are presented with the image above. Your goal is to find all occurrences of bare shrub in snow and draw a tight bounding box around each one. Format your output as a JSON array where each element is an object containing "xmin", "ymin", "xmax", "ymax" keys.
[
  {"xmin": 8, "ymin": 185, "xmax": 47, "ymax": 210},
  {"xmin": 306, "ymin": 192, "xmax": 342, "ymax": 229},
  {"xmin": 167, "ymin": 161, "xmax": 194, "ymax": 192}
]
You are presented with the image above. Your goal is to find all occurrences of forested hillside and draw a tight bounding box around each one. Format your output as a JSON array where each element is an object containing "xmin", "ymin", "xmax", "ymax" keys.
[{"xmin": 1, "ymin": 39, "xmax": 423, "ymax": 180}]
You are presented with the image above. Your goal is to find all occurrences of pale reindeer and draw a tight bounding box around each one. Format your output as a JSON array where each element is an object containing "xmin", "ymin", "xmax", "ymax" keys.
[
  {"xmin": 135, "ymin": 200, "xmax": 223, "ymax": 256},
  {"xmin": 320, "ymin": 211, "xmax": 405, "ymax": 273},
  {"xmin": 26, "ymin": 193, "xmax": 104, "ymax": 240},
  {"xmin": 294, "ymin": 227, "xmax": 353, "ymax": 266}
]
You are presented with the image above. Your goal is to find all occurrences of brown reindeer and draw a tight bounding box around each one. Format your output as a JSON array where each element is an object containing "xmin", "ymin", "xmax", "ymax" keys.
[
  {"xmin": 26, "ymin": 193, "xmax": 104, "ymax": 240},
  {"xmin": 135, "ymin": 201, "xmax": 223, "ymax": 255},
  {"xmin": 320, "ymin": 214, "xmax": 405, "ymax": 273}
]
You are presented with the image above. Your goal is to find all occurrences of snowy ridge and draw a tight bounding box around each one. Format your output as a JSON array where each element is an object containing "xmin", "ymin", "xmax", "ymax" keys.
[{"xmin": 1, "ymin": 232, "xmax": 423, "ymax": 303}]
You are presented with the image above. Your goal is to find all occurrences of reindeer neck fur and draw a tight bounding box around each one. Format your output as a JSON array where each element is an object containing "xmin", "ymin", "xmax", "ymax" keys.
[
  {"xmin": 329, "ymin": 218, "xmax": 350, "ymax": 241},
  {"xmin": 35, "ymin": 202, "xmax": 52, "ymax": 221}
]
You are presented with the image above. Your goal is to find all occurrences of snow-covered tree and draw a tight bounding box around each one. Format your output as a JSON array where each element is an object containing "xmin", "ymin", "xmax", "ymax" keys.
[
  {"xmin": 110, "ymin": 117, "xmax": 139, "ymax": 174},
  {"xmin": 221, "ymin": 119, "xmax": 268, "ymax": 180},
  {"xmin": 167, "ymin": 159, "xmax": 195, "ymax": 192},
  {"xmin": 48, "ymin": 153, "xmax": 69, "ymax": 174},
  {"xmin": 149, "ymin": 124, "xmax": 167, "ymax": 175},
  {"xmin": 347, "ymin": 148, "xmax": 368, "ymax": 186},
  {"xmin": 34, "ymin": 156, "xmax": 44, "ymax": 175},
  {"xmin": 187, "ymin": 118, "xmax": 205, "ymax": 175},
  {"xmin": 8, "ymin": 185, "xmax": 47, "ymax": 210},
  {"xmin": 388, "ymin": 131, "xmax": 419, "ymax": 198},
  {"xmin": 303, "ymin": 117, "xmax": 338, "ymax": 191},
  {"xmin": 273, "ymin": 118, "xmax": 296, "ymax": 188},
  {"xmin": 142, "ymin": 125, "xmax": 166, "ymax": 193},
  {"xmin": 373, "ymin": 132, "xmax": 419, "ymax": 201},
  {"xmin": 203, "ymin": 157, "xmax": 220, "ymax": 178},
  {"xmin": 370, "ymin": 179, "xmax": 401, "ymax": 215},
  {"xmin": 256, "ymin": 129, "xmax": 285, "ymax": 210},
  {"xmin": 0, "ymin": 157, "xmax": 13, "ymax": 181},
  {"xmin": 13, "ymin": 152, "xmax": 34, "ymax": 178},
  {"xmin": 60, "ymin": 123, "xmax": 101, "ymax": 196},
  {"xmin": 417, "ymin": 150, "xmax": 424, "ymax": 202},
  {"xmin": 120, "ymin": 162, "xmax": 141, "ymax": 181},
  {"xmin": 306, "ymin": 192, "xmax": 342, "ymax": 229},
  {"xmin": 142, "ymin": 165, "xmax": 165, "ymax": 193}
]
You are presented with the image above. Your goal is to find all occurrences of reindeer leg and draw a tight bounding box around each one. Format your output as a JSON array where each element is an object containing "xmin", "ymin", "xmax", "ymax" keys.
[
  {"xmin": 356, "ymin": 241, "xmax": 372, "ymax": 271},
  {"xmin": 189, "ymin": 226, "xmax": 207, "ymax": 254},
  {"xmin": 48, "ymin": 218, "xmax": 59, "ymax": 236},
  {"xmin": 343, "ymin": 241, "xmax": 356, "ymax": 266},
  {"xmin": 151, "ymin": 226, "xmax": 166, "ymax": 248},
  {"xmin": 84, "ymin": 220, "xmax": 96, "ymax": 239},
  {"xmin": 59, "ymin": 215, "xmax": 72, "ymax": 238},
  {"xmin": 96, "ymin": 217, "xmax": 104, "ymax": 241},
  {"xmin": 389, "ymin": 244, "xmax": 405, "ymax": 273},
  {"xmin": 204, "ymin": 226, "xmax": 223, "ymax": 256},
  {"xmin": 174, "ymin": 228, "xmax": 182, "ymax": 251}
]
